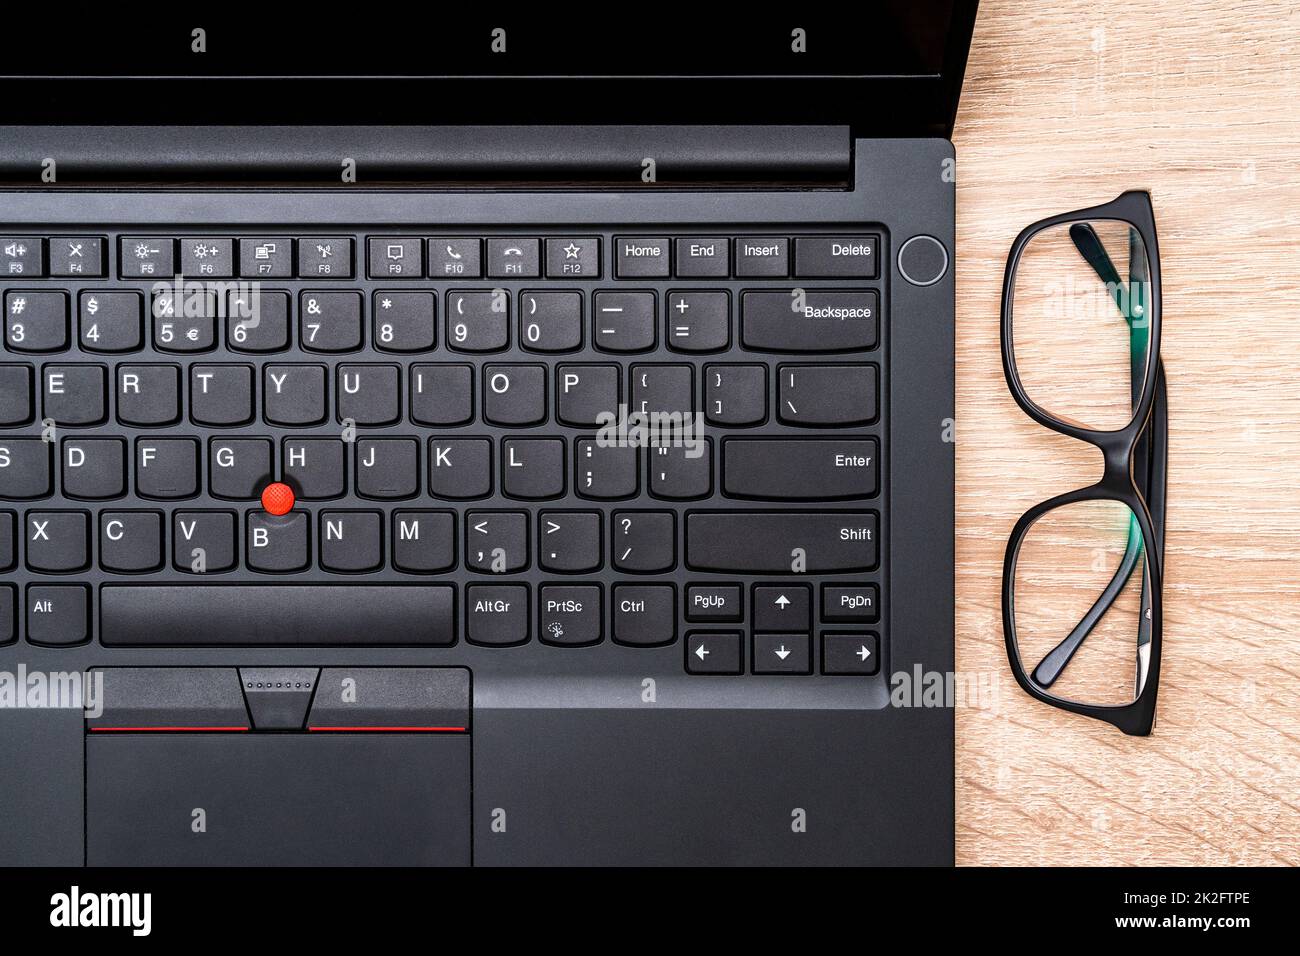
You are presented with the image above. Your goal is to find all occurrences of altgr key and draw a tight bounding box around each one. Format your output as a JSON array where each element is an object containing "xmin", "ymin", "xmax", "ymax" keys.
[{"xmin": 467, "ymin": 584, "xmax": 529, "ymax": 646}]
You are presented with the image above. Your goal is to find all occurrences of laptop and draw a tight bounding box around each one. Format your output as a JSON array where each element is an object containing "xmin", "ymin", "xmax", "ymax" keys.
[{"xmin": 0, "ymin": 6, "xmax": 973, "ymax": 865}]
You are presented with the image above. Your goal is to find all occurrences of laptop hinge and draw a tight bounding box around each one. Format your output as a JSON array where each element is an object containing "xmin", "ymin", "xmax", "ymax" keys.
[{"xmin": 0, "ymin": 125, "xmax": 851, "ymax": 186}]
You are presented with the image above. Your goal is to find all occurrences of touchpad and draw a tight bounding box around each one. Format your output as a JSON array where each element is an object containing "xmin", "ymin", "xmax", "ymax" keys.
[{"xmin": 86, "ymin": 668, "xmax": 470, "ymax": 866}]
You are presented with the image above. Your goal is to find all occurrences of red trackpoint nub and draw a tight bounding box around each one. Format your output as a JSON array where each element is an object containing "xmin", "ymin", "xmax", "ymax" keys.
[{"xmin": 261, "ymin": 482, "xmax": 295, "ymax": 516}]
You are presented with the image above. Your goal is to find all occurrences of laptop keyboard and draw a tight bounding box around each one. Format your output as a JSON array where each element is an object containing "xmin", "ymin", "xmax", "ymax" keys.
[{"xmin": 0, "ymin": 229, "xmax": 885, "ymax": 677}]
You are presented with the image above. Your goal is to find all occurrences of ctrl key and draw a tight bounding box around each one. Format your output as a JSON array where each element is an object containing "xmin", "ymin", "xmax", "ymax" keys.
[
  {"xmin": 685, "ymin": 631, "xmax": 742, "ymax": 675},
  {"xmin": 26, "ymin": 585, "xmax": 89, "ymax": 646}
]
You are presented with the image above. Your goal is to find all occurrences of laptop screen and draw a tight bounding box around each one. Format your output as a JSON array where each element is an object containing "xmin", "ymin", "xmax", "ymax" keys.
[{"xmin": 0, "ymin": 3, "xmax": 978, "ymax": 135}]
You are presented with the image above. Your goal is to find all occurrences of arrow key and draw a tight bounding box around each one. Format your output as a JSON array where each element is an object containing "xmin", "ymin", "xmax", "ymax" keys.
[
  {"xmin": 753, "ymin": 585, "xmax": 810, "ymax": 632},
  {"xmin": 822, "ymin": 632, "xmax": 880, "ymax": 676},
  {"xmin": 752, "ymin": 633, "xmax": 811, "ymax": 675},
  {"xmin": 685, "ymin": 631, "xmax": 742, "ymax": 675}
]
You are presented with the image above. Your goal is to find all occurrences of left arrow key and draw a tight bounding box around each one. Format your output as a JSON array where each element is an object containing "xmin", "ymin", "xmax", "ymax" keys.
[{"xmin": 685, "ymin": 631, "xmax": 742, "ymax": 675}]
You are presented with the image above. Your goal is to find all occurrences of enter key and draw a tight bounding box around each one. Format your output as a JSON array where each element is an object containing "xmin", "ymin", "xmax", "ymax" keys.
[{"xmin": 723, "ymin": 439, "xmax": 878, "ymax": 501}]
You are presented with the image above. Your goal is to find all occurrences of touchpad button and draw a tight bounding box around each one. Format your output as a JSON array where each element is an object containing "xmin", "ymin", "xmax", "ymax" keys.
[{"xmin": 86, "ymin": 666, "xmax": 470, "ymax": 866}]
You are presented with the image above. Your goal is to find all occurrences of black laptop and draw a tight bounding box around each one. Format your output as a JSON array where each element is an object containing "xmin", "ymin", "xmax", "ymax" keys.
[{"xmin": 0, "ymin": 6, "xmax": 973, "ymax": 865}]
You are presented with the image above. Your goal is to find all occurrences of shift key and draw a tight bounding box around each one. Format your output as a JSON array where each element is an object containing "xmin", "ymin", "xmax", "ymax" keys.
[{"xmin": 686, "ymin": 512, "xmax": 877, "ymax": 573}]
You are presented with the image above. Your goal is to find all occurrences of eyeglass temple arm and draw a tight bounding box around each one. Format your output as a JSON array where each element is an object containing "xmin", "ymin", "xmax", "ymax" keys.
[
  {"xmin": 1031, "ymin": 225, "xmax": 1158, "ymax": 689},
  {"xmin": 1134, "ymin": 361, "xmax": 1167, "ymax": 696},
  {"xmin": 1031, "ymin": 518, "xmax": 1143, "ymax": 686}
]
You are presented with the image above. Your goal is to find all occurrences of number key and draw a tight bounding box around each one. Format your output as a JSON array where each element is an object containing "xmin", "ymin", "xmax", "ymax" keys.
[
  {"xmin": 152, "ymin": 289, "xmax": 215, "ymax": 352},
  {"xmin": 5, "ymin": 291, "xmax": 68, "ymax": 352},
  {"xmin": 227, "ymin": 290, "xmax": 290, "ymax": 352},
  {"xmin": 299, "ymin": 291, "xmax": 362, "ymax": 352},
  {"xmin": 520, "ymin": 291, "xmax": 582, "ymax": 351},
  {"xmin": 373, "ymin": 291, "xmax": 436, "ymax": 352},
  {"xmin": 446, "ymin": 290, "xmax": 509, "ymax": 352},
  {"xmin": 79, "ymin": 291, "xmax": 142, "ymax": 352}
]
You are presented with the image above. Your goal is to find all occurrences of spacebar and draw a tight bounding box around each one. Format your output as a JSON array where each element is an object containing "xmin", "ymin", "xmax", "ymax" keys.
[{"xmin": 100, "ymin": 586, "xmax": 455, "ymax": 646}]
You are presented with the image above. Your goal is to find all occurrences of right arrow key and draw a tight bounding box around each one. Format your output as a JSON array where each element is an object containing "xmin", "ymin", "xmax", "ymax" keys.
[{"xmin": 822, "ymin": 632, "xmax": 881, "ymax": 676}]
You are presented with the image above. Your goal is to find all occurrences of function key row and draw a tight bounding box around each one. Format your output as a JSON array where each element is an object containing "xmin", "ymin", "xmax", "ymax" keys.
[
  {"xmin": 5, "ymin": 236, "xmax": 602, "ymax": 282},
  {"xmin": 2, "ymin": 235, "xmax": 880, "ymax": 281}
]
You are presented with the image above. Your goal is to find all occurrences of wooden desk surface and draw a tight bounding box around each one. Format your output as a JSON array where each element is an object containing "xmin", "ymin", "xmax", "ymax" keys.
[{"xmin": 952, "ymin": 0, "xmax": 1300, "ymax": 865}]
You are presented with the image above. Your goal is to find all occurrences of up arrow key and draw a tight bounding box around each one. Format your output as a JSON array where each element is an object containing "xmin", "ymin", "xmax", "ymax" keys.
[{"xmin": 774, "ymin": 594, "xmax": 791, "ymax": 609}]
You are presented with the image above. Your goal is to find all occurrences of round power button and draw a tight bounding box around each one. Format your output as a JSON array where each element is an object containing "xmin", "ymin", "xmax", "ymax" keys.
[{"xmin": 897, "ymin": 235, "xmax": 949, "ymax": 286}]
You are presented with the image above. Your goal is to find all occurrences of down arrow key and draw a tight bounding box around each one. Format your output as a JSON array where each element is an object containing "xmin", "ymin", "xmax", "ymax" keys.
[{"xmin": 752, "ymin": 634, "xmax": 811, "ymax": 675}]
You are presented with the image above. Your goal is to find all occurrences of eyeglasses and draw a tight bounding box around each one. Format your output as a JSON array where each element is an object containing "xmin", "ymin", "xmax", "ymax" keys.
[{"xmin": 999, "ymin": 191, "xmax": 1167, "ymax": 736}]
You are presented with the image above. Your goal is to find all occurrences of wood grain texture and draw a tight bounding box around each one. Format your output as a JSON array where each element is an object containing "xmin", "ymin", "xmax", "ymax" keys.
[{"xmin": 952, "ymin": 0, "xmax": 1300, "ymax": 865}]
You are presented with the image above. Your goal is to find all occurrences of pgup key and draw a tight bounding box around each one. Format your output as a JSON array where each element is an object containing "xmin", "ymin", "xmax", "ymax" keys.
[{"xmin": 467, "ymin": 511, "xmax": 528, "ymax": 573}]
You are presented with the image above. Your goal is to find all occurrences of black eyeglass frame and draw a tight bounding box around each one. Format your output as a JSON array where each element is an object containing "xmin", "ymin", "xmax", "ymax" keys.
[{"xmin": 999, "ymin": 190, "xmax": 1166, "ymax": 737}]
